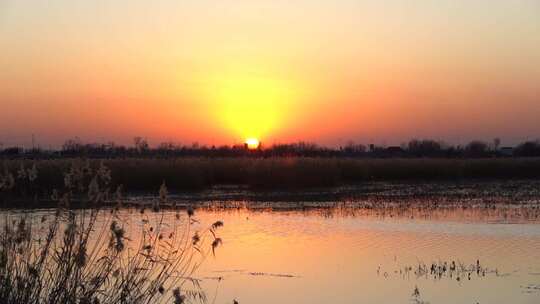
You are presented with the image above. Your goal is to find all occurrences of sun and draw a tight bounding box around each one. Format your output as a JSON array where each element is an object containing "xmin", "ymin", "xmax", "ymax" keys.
[
  {"xmin": 202, "ymin": 67, "xmax": 302, "ymax": 141},
  {"xmin": 245, "ymin": 138, "xmax": 260, "ymax": 150},
  {"xmin": 217, "ymin": 76, "xmax": 283, "ymax": 140}
]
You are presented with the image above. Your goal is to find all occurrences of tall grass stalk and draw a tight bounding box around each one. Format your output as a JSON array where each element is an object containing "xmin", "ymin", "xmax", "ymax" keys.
[
  {"xmin": 0, "ymin": 160, "xmax": 223, "ymax": 304},
  {"xmin": 2, "ymin": 158, "xmax": 540, "ymax": 197}
]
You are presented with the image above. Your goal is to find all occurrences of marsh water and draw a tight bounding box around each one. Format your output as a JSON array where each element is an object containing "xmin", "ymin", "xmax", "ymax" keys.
[
  {"xmin": 192, "ymin": 206, "xmax": 540, "ymax": 304},
  {"xmin": 7, "ymin": 198, "xmax": 540, "ymax": 304}
]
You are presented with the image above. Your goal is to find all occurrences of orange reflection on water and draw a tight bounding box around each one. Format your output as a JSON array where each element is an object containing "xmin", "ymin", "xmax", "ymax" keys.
[{"xmin": 14, "ymin": 205, "xmax": 540, "ymax": 304}]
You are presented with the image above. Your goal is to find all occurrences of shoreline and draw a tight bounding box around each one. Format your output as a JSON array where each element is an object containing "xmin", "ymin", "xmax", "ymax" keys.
[{"xmin": 2, "ymin": 179, "xmax": 540, "ymax": 209}]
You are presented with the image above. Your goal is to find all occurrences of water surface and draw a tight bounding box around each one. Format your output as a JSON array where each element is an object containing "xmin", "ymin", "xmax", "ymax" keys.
[
  {"xmin": 7, "ymin": 203, "xmax": 540, "ymax": 303},
  {"xmin": 190, "ymin": 206, "xmax": 540, "ymax": 304}
]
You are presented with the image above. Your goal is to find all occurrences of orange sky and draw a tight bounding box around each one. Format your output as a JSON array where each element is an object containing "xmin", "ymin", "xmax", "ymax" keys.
[{"xmin": 1, "ymin": 0, "xmax": 539, "ymax": 148}]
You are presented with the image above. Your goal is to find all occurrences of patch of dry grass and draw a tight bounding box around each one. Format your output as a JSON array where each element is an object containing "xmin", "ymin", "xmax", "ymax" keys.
[
  {"xmin": 2, "ymin": 157, "xmax": 540, "ymax": 197},
  {"xmin": 0, "ymin": 161, "xmax": 224, "ymax": 304}
]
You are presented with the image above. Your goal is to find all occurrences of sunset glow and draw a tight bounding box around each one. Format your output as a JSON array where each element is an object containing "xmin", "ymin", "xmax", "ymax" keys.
[
  {"xmin": 204, "ymin": 70, "xmax": 299, "ymax": 141},
  {"xmin": 1, "ymin": 0, "xmax": 539, "ymax": 147}
]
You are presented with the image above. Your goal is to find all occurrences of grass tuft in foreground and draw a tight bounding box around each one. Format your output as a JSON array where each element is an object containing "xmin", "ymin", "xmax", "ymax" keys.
[{"xmin": 0, "ymin": 161, "xmax": 223, "ymax": 304}]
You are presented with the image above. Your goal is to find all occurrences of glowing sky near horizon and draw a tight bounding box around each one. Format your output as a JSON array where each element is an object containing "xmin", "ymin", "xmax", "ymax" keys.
[{"xmin": 0, "ymin": 0, "xmax": 539, "ymax": 148}]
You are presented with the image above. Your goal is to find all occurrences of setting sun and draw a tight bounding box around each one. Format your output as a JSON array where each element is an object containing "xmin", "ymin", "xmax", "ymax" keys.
[
  {"xmin": 199, "ymin": 66, "xmax": 306, "ymax": 142},
  {"xmin": 245, "ymin": 138, "xmax": 260, "ymax": 150},
  {"xmin": 214, "ymin": 74, "xmax": 285, "ymax": 140}
]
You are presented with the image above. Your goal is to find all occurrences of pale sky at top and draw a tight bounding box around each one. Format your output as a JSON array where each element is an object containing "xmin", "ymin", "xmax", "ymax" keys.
[{"xmin": 1, "ymin": 0, "xmax": 539, "ymax": 148}]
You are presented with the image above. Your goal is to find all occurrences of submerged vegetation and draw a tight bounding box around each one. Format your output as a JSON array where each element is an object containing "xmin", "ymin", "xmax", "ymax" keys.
[
  {"xmin": 0, "ymin": 161, "xmax": 224, "ymax": 304},
  {"xmin": 380, "ymin": 259, "xmax": 498, "ymax": 282}
]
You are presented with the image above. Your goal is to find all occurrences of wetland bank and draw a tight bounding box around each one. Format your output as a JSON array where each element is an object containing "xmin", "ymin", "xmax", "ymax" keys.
[
  {"xmin": 3, "ymin": 200, "xmax": 540, "ymax": 304},
  {"xmin": 1, "ymin": 158, "xmax": 540, "ymax": 303}
]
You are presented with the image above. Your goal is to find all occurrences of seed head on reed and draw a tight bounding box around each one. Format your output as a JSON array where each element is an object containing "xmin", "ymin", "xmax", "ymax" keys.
[
  {"xmin": 0, "ymin": 171, "xmax": 8, "ymax": 191},
  {"xmin": 211, "ymin": 238, "xmax": 222, "ymax": 256},
  {"xmin": 6, "ymin": 173, "xmax": 14, "ymax": 189},
  {"xmin": 88, "ymin": 176, "xmax": 100, "ymax": 202},
  {"xmin": 412, "ymin": 286, "xmax": 420, "ymax": 298},
  {"xmin": 109, "ymin": 220, "xmax": 125, "ymax": 252},
  {"xmin": 173, "ymin": 288, "xmax": 185, "ymax": 304},
  {"xmin": 76, "ymin": 243, "xmax": 87, "ymax": 267},
  {"xmin": 17, "ymin": 164, "xmax": 27, "ymax": 180},
  {"xmin": 58, "ymin": 193, "xmax": 70, "ymax": 209},
  {"xmin": 0, "ymin": 169, "xmax": 15, "ymax": 191},
  {"xmin": 97, "ymin": 161, "xmax": 111, "ymax": 184},
  {"xmin": 64, "ymin": 172, "xmax": 72, "ymax": 188},
  {"xmin": 212, "ymin": 221, "xmax": 224, "ymax": 230},
  {"xmin": 28, "ymin": 163, "xmax": 38, "ymax": 182},
  {"xmin": 192, "ymin": 232, "xmax": 200, "ymax": 246},
  {"xmin": 159, "ymin": 181, "xmax": 168, "ymax": 203},
  {"xmin": 83, "ymin": 159, "xmax": 92, "ymax": 175},
  {"xmin": 187, "ymin": 206, "xmax": 195, "ymax": 217},
  {"xmin": 51, "ymin": 189, "xmax": 59, "ymax": 201},
  {"xmin": 115, "ymin": 185, "xmax": 123, "ymax": 203},
  {"xmin": 14, "ymin": 218, "xmax": 30, "ymax": 244}
]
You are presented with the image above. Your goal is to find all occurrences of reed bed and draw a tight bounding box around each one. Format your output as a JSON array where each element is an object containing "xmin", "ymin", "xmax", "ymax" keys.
[
  {"xmin": 0, "ymin": 161, "xmax": 224, "ymax": 304},
  {"xmin": 2, "ymin": 158, "xmax": 540, "ymax": 197}
]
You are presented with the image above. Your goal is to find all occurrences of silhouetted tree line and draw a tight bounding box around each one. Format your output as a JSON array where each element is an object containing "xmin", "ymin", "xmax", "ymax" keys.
[{"xmin": 1, "ymin": 137, "xmax": 540, "ymax": 159}]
